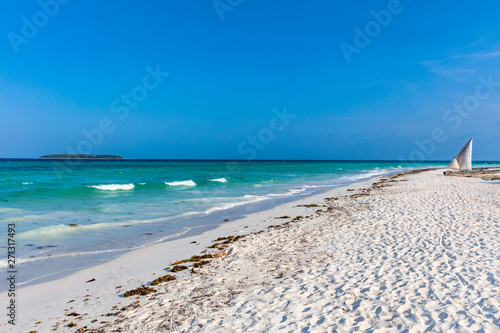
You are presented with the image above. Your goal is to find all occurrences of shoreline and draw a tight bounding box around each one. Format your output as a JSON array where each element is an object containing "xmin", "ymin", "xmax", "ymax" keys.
[
  {"xmin": 2, "ymin": 170, "xmax": 388, "ymax": 332},
  {"xmin": 4, "ymin": 167, "xmax": 500, "ymax": 332},
  {"xmin": 7, "ymin": 168, "xmax": 408, "ymax": 291}
]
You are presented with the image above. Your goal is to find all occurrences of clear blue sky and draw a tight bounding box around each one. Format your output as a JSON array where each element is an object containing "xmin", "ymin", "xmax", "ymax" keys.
[{"xmin": 1, "ymin": 0, "xmax": 499, "ymax": 160}]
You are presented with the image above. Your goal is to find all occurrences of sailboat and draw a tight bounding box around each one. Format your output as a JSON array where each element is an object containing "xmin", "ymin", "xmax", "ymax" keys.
[
  {"xmin": 447, "ymin": 138, "xmax": 473, "ymax": 171},
  {"xmin": 447, "ymin": 156, "xmax": 459, "ymax": 169}
]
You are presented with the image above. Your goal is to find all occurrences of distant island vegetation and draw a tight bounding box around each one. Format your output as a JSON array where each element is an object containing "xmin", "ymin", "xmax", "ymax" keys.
[{"xmin": 38, "ymin": 154, "xmax": 124, "ymax": 159}]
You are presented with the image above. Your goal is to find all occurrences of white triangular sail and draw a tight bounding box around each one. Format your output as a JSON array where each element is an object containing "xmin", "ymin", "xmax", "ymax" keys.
[
  {"xmin": 456, "ymin": 138, "xmax": 473, "ymax": 171},
  {"xmin": 447, "ymin": 156, "xmax": 459, "ymax": 169}
]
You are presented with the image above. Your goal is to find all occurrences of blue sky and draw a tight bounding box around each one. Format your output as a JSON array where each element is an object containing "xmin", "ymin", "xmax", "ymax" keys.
[{"xmin": 1, "ymin": 0, "xmax": 499, "ymax": 160}]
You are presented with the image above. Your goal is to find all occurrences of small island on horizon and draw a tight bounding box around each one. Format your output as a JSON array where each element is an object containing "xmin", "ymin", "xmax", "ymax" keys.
[{"xmin": 38, "ymin": 154, "xmax": 124, "ymax": 159}]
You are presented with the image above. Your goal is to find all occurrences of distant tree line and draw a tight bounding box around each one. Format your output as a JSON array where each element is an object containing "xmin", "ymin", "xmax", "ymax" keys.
[{"xmin": 39, "ymin": 154, "xmax": 123, "ymax": 159}]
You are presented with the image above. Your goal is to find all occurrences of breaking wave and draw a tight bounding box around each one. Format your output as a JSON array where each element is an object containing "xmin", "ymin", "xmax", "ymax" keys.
[
  {"xmin": 165, "ymin": 180, "xmax": 197, "ymax": 186},
  {"xmin": 89, "ymin": 184, "xmax": 135, "ymax": 191},
  {"xmin": 209, "ymin": 178, "xmax": 228, "ymax": 183}
]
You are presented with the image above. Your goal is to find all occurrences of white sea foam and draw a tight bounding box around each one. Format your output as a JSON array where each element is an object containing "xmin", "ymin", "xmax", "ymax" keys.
[
  {"xmin": 165, "ymin": 180, "xmax": 197, "ymax": 186},
  {"xmin": 0, "ymin": 208, "xmax": 23, "ymax": 214},
  {"xmin": 302, "ymin": 184, "xmax": 336, "ymax": 189},
  {"xmin": 1, "ymin": 214, "xmax": 49, "ymax": 224},
  {"xmin": 209, "ymin": 178, "xmax": 228, "ymax": 183},
  {"xmin": 0, "ymin": 228, "xmax": 194, "ymax": 270},
  {"xmin": 204, "ymin": 197, "xmax": 268, "ymax": 214},
  {"xmin": 338, "ymin": 167, "xmax": 412, "ymax": 183},
  {"xmin": 89, "ymin": 184, "xmax": 135, "ymax": 191},
  {"xmin": 18, "ymin": 224, "xmax": 83, "ymax": 239},
  {"xmin": 0, "ymin": 248, "xmax": 130, "ymax": 269},
  {"xmin": 14, "ymin": 211, "xmax": 205, "ymax": 240},
  {"xmin": 205, "ymin": 188, "xmax": 309, "ymax": 214},
  {"xmin": 22, "ymin": 182, "xmax": 33, "ymax": 185},
  {"xmin": 18, "ymin": 219, "xmax": 160, "ymax": 239},
  {"xmin": 138, "ymin": 183, "xmax": 146, "ymax": 185},
  {"xmin": 338, "ymin": 169, "xmax": 391, "ymax": 182}
]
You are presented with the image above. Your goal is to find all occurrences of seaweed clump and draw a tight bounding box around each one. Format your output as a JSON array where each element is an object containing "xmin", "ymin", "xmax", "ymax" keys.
[
  {"xmin": 151, "ymin": 274, "xmax": 176, "ymax": 285},
  {"xmin": 209, "ymin": 235, "xmax": 247, "ymax": 249},
  {"xmin": 67, "ymin": 322, "xmax": 77, "ymax": 327},
  {"xmin": 268, "ymin": 215, "xmax": 305, "ymax": 230},
  {"xmin": 208, "ymin": 243, "xmax": 224, "ymax": 250},
  {"xmin": 193, "ymin": 260, "xmax": 210, "ymax": 268},
  {"xmin": 268, "ymin": 224, "xmax": 284, "ymax": 229},
  {"xmin": 123, "ymin": 285, "xmax": 155, "ymax": 297},
  {"xmin": 171, "ymin": 254, "xmax": 215, "ymax": 266},
  {"xmin": 171, "ymin": 265, "xmax": 188, "ymax": 273}
]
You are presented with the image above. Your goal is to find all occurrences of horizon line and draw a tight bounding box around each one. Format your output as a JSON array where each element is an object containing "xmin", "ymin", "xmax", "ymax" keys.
[{"xmin": 1, "ymin": 158, "xmax": 499, "ymax": 163}]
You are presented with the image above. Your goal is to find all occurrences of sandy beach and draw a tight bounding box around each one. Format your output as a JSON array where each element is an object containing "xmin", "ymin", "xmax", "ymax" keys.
[
  {"xmin": 5, "ymin": 1, "xmax": 500, "ymax": 332},
  {"xmin": 3, "ymin": 169, "xmax": 500, "ymax": 332}
]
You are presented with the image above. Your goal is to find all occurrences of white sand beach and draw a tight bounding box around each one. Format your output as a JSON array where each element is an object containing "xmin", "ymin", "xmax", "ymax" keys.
[{"xmin": 3, "ymin": 169, "xmax": 500, "ymax": 332}]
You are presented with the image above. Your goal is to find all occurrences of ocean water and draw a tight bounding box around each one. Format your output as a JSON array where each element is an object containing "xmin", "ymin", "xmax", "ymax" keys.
[{"xmin": 1, "ymin": 159, "xmax": 497, "ymax": 289}]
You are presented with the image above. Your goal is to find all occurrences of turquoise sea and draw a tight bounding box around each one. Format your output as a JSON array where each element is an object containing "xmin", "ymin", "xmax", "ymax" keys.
[{"xmin": 1, "ymin": 159, "xmax": 498, "ymax": 289}]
